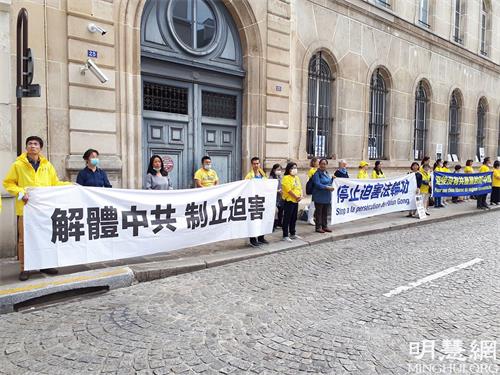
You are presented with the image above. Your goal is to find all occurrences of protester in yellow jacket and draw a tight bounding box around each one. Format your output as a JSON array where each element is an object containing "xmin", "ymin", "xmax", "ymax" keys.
[
  {"xmin": 245, "ymin": 157, "xmax": 269, "ymax": 247},
  {"xmin": 357, "ymin": 161, "xmax": 369, "ymax": 179},
  {"xmin": 3, "ymin": 136, "xmax": 71, "ymax": 281},
  {"xmin": 371, "ymin": 161, "xmax": 386, "ymax": 179},
  {"xmin": 281, "ymin": 162, "xmax": 302, "ymax": 242}
]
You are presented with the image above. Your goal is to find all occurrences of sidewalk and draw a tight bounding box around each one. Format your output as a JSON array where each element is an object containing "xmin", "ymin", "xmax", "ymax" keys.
[{"xmin": 1, "ymin": 200, "xmax": 498, "ymax": 313}]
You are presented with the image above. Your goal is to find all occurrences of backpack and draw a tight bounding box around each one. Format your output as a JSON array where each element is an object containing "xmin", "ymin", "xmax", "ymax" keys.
[{"xmin": 305, "ymin": 172, "xmax": 317, "ymax": 195}]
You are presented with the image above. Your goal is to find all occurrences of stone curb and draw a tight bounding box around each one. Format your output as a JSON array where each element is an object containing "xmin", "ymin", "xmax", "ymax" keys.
[{"xmin": 129, "ymin": 208, "xmax": 499, "ymax": 283}]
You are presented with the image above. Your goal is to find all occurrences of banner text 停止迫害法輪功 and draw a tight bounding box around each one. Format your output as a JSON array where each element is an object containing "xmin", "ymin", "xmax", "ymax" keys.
[
  {"xmin": 331, "ymin": 174, "xmax": 418, "ymax": 225},
  {"xmin": 23, "ymin": 179, "xmax": 277, "ymax": 270}
]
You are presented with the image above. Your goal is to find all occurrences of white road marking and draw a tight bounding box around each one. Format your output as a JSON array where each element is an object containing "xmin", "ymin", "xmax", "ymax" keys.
[{"xmin": 383, "ymin": 258, "xmax": 483, "ymax": 297}]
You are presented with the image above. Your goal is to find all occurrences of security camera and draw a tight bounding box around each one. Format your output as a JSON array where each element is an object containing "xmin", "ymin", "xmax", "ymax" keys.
[
  {"xmin": 80, "ymin": 58, "xmax": 108, "ymax": 84},
  {"xmin": 88, "ymin": 23, "xmax": 107, "ymax": 36}
]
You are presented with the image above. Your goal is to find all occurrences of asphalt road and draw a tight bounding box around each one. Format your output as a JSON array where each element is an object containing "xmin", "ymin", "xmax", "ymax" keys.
[{"xmin": 0, "ymin": 213, "xmax": 499, "ymax": 374}]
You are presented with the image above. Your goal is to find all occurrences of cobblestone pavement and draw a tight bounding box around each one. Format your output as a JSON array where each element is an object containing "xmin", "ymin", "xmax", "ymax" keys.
[{"xmin": 0, "ymin": 213, "xmax": 499, "ymax": 375}]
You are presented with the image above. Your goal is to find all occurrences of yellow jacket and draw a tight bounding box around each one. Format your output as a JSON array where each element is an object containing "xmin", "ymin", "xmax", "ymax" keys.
[
  {"xmin": 357, "ymin": 169, "xmax": 368, "ymax": 179},
  {"xmin": 307, "ymin": 167, "xmax": 317, "ymax": 179},
  {"xmin": 493, "ymin": 169, "xmax": 500, "ymax": 188},
  {"xmin": 479, "ymin": 165, "xmax": 491, "ymax": 173},
  {"xmin": 371, "ymin": 170, "xmax": 385, "ymax": 179},
  {"xmin": 282, "ymin": 175, "xmax": 302, "ymax": 202},
  {"xmin": 245, "ymin": 168, "xmax": 267, "ymax": 180},
  {"xmin": 420, "ymin": 169, "xmax": 431, "ymax": 194},
  {"xmin": 3, "ymin": 153, "xmax": 70, "ymax": 216}
]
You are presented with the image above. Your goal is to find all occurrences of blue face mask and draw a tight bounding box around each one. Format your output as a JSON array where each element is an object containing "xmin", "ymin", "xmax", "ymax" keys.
[
  {"xmin": 90, "ymin": 158, "xmax": 99, "ymax": 166},
  {"xmin": 339, "ymin": 168, "xmax": 347, "ymax": 174}
]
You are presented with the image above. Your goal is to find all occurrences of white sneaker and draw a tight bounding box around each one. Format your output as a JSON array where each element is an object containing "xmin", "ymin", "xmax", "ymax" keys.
[
  {"xmin": 290, "ymin": 235, "xmax": 302, "ymax": 240},
  {"xmin": 307, "ymin": 220, "xmax": 315, "ymax": 226},
  {"xmin": 282, "ymin": 236, "xmax": 293, "ymax": 242}
]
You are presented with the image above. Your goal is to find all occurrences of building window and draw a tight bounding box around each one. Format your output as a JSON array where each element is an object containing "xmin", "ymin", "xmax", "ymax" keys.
[
  {"xmin": 307, "ymin": 52, "xmax": 334, "ymax": 158},
  {"xmin": 143, "ymin": 82, "xmax": 188, "ymax": 114},
  {"xmin": 453, "ymin": 0, "xmax": 465, "ymax": 43},
  {"xmin": 375, "ymin": 0, "xmax": 391, "ymax": 7},
  {"xmin": 419, "ymin": 0, "xmax": 430, "ymax": 27},
  {"xmin": 448, "ymin": 90, "xmax": 461, "ymax": 159},
  {"xmin": 169, "ymin": 0, "xmax": 219, "ymax": 55},
  {"xmin": 480, "ymin": 0, "xmax": 491, "ymax": 56},
  {"xmin": 368, "ymin": 69, "xmax": 388, "ymax": 160},
  {"xmin": 476, "ymin": 98, "xmax": 487, "ymax": 159},
  {"xmin": 414, "ymin": 82, "xmax": 429, "ymax": 160}
]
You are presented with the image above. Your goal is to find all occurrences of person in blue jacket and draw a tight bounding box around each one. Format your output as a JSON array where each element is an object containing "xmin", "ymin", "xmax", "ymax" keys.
[
  {"xmin": 334, "ymin": 159, "xmax": 349, "ymax": 178},
  {"xmin": 312, "ymin": 158, "xmax": 335, "ymax": 233},
  {"xmin": 76, "ymin": 149, "xmax": 112, "ymax": 188}
]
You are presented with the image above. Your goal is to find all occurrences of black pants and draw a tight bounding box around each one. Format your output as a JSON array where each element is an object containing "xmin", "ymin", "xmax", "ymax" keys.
[
  {"xmin": 477, "ymin": 194, "xmax": 488, "ymax": 208},
  {"xmin": 274, "ymin": 205, "xmax": 284, "ymax": 228},
  {"xmin": 491, "ymin": 187, "xmax": 500, "ymax": 204},
  {"xmin": 282, "ymin": 201, "xmax": 298, "ymax": 238},
  {"xmin": 314, "ymin": 202, "xmax": 329, "ymax": 230}
]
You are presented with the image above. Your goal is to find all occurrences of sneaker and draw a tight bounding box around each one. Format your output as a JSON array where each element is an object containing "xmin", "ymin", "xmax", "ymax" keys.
[
  {"xmin": 290, "ymin": 235, "xmax": 302, "ymax": 240},
  {"xmin": 307, "ymin": 220, "xmax": 315, "ymax": 226},
  {"xmin": 322, "ymin": 228, "xmax": 332, "ymax": 233},
  {"xmin": 258, "ymin": 238, "xmax": 269, "ymax": 245},
  {"xmin": 315, "ymin": 228, "xmax": 325, "ymax": 233},
  {"xmin": 484, "ymin": 206, "xmax": 491, "ymax": 210},
  {"xmin": 40, "ymin": 268, "xmax": 59, "ymax": 275},
  {"xmin": 425, "ymin": 212, "xmax": 431, "ymax": 216},
  {"xmin": 249, "ymin": 239, "xmax": 260, "ymax": 247},
  {"xmin": 19, "ymin": 271, "xmax": 30, "ymax": 281},
  {"xmin": 282, "ymin": 236, "xmax": 293, "ymax": 242}
]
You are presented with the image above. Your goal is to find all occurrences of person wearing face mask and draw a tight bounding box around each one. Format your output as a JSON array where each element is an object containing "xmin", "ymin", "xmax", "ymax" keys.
[
  {"xmin": 477, "ymin": 157, "xmax": 492, "ymax": 210},
  {"xmin": 281, "ymin": 162, "xmax": 303, "ymax": 242},
  {"xmin": 334, "ymin": 159, "xmax": 349, "ymax": 178},
  {"xmin": 76, "ymin": 149, "xmax": 112, "ymax": 188},
  {"xmin": 269, "ymin": 163, "xmax": 284, "ymax": 230},
  {"xmin": 306, "ymin": 158, "xmax": 319, "ymax": 226},
  {"xmin": 194, "ymin": 156, "xmax": 219, "ymax": 188},
  {"xmin": 145, "ymin": 155, "xmax": 173, "ymax": 190},
  {"xmin": 245, "ymin": 157, "xmax": 269, "ymax": 247}
]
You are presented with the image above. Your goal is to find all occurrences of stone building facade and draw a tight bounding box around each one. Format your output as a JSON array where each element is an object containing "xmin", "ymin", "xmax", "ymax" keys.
[{"xmin": 0, "ymin": 0, "xmax": 499, "ymax": 257}]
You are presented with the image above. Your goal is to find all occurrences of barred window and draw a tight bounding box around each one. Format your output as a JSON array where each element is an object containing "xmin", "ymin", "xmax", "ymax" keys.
[
  {"xmin": 414, "ymin": 82, "xmax": 428, "ymax": 160},
  {"xmin": 448, "ymin": 91, "xmax": 461, "ymax": 159},
  {"xmin": 143, "ymin": 82, "xmax": 188, "ymax": 114},
  {"xmin": 307, "ymin": 52, "xmax": 334, "ymax": 158},
  {"xmin": 202, "ymin": 91, "xmax": 237, "ymax": 119},
  {"xmin": 368, "ymin": 70, "xmax": 387, "ymax": 160},
  {"xmin": 476, "ymin": 98, "xmax": 487, "ymax": 159}
]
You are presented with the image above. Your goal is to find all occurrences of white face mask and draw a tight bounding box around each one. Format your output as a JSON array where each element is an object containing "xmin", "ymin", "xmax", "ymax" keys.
[
  {"xmin": 290, "ymin": 168, "xmax": 298, "ymax": 176},
  {"xmin": 275, "ymin": 170, "xmax": 282, "ymax": 176},
  {"xmin": 204, "ymin": 164, "xmax": 212, "ymax": 170},
  {"xmin": 153, "ymin": 167, "xmax": 161, "ymax": 172}
]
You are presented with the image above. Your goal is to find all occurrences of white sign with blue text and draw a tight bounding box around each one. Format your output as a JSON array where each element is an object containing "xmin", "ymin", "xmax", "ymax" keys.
[{"xmin": 331, "ymin": 174, "xmax": 417, "ymax": 225}]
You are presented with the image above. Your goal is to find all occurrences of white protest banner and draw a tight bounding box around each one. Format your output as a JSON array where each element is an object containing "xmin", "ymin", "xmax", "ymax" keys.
[
  {"xmin": 23, "ymin": 179, "xmax": 277, "ymax": 270},
  {"xmin": 331, "ymin": 174, "xmax": 417, "ymax": 225}
]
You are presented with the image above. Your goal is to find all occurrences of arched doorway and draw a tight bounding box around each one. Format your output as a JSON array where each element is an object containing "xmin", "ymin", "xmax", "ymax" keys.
[{"xmin": 140, "ymin": 0, "xmax": 244, "ymax": 188}]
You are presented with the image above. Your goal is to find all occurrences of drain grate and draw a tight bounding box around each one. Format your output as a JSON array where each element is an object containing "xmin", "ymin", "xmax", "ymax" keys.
[{"xmin": 15, "ymin": 286, "xmax": 109, "ymax": 312}]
